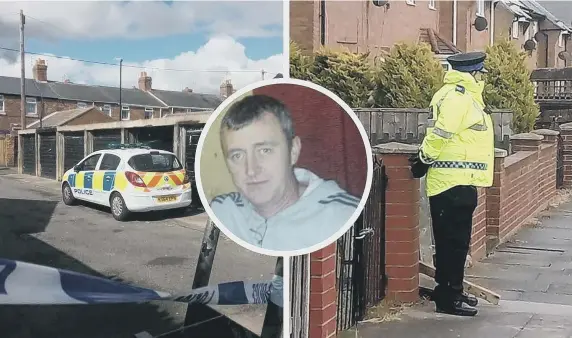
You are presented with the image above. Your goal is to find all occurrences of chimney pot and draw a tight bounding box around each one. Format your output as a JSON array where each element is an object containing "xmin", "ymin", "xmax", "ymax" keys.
[
  {"xmin": 138, "ymin": 72, "xmax": 152, "ymax": 91},
  {"xmin": 33, "ymin": 58, "xmax": 48, "ymax": 82}
]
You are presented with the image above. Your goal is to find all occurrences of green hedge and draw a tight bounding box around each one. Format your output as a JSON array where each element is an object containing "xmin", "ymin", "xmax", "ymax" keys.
[{"xmin": 290, "ymin": 40, "xmax": 539, "ymax": 133}]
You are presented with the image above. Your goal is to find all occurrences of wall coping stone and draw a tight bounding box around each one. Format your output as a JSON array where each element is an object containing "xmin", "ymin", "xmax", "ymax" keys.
[
  {"xmin": 532, "ymin": 129, "xmax": 560, "ymax": 136},
  {"xmin": 495, "ymin": 148, "xmax": 508, "ymax": 158},
  {"xmin": 372, "ymin": 142, "xmax": 419, "ymax": 154},
  {"xmin": 560, "ymin": 122, "xmax": 572, "ymax": 131},
  {"xmin": 509, "ymin": 133, "xmax": 544, "ymax": 141}
]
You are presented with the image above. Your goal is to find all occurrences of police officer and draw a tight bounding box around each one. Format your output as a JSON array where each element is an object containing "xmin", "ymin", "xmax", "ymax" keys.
[{"xmin": 410, "ymin": 51, "xmax": 494, "ymax": 316}]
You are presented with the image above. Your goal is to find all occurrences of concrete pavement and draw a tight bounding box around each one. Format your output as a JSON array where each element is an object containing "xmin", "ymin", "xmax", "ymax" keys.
[
  {"xmin": 0, "ymin": 169, "xmax": 275, "ymax": 338},
  {"xmin": 353, "ymin": 194, "xmax": 572, "ymax": 337}
]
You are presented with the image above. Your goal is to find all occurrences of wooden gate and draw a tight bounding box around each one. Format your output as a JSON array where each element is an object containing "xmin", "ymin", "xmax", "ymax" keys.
[{"xmin": 0, "ymin": 136, "xmax": 7, "ymax": 167}]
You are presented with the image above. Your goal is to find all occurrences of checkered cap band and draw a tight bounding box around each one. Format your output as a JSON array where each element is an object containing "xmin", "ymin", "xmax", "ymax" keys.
[{"xmin": 432, "ymin": 161, "xmax": 488, "ymax": 170}]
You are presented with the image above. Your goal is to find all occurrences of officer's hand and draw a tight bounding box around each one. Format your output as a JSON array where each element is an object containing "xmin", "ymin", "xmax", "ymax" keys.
[{"xmin": 408, "ymin": 153, "xmax": 430, "ymax": 179}]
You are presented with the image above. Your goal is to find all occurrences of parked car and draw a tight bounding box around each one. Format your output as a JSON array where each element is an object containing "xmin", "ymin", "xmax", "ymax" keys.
[{"xmin": 61, "ymin": 143, "xmax": 192, "ymax": 221}]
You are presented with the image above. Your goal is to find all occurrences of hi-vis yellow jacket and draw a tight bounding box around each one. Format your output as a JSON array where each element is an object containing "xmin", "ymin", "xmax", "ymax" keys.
[{"xmin": 420, "ymin": 70, "xmax": 495, "ymax": 197}]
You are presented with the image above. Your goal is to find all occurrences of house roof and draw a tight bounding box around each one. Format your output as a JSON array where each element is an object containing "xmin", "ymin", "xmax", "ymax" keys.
[
  {"xmin": 419, "ymin": 28, "xmax": 461, "ymax": 55},
  {"xmin": 149, "ymin": 89, "xmax": 223, "ymax": 109},
  {"xmin": 505, "ymin": 0, "xmax": 572, "ymax": 32},
  {"xmin": 26, "ymin": 106, "xmax": 113, "ymax": 129},
  {"xmin": 0, "ymin": 75, "xmax": 222, "ymax": 110}
]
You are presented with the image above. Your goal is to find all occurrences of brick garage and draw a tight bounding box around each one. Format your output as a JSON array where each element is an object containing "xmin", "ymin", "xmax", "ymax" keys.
[{"xmin": 252, "ymin": 83, "xmax": 368, "ymax": 338}]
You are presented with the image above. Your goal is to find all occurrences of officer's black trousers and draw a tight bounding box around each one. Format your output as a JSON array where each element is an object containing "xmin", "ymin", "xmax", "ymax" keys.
[{"xmin": 429, "ymin": 185, "xmax": 478, "ymax": 293}]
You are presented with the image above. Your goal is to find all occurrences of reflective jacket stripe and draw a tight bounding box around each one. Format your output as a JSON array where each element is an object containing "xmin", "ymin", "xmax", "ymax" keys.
[{"xmin": 432, "ymin": 161, "xmax": 488, "ymax": 170}]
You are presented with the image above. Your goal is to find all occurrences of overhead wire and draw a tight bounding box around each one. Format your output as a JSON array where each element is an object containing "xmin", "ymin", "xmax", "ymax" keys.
[{"xmin": 0, "ymin": 14, "xmax": 277, "ymax": 76}]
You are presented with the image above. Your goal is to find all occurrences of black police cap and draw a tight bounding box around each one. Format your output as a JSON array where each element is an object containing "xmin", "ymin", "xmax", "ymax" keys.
[{"xmin": 447, "ymin": 51, "xmax": 486, "ymax": 67}]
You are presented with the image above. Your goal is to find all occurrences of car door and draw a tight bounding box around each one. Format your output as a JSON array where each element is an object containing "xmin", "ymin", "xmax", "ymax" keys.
[
  {"xmin": 95, "ymin": 153, "xmax": 122, "ymax": 206},
  {"xmin": 72, "ymin": 153, "xmax": 102, "ymax": 203}
]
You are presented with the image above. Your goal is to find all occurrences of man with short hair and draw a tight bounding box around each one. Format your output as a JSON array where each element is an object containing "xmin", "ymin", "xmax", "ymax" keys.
[
  {"xmin": 209, "ymin": 94, "xmax": 360, "ymax": 252},
  {"xmin": 411, "ymin": 51, "xmax": 495, "ymax": 317}
]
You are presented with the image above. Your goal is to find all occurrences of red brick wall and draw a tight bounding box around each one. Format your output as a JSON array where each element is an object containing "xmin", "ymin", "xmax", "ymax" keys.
[
  {"xmin": 483, "ymin": 131, "xmax": 557, "ymax": 249},
  {"xmin": 380, "ymin": 152, "xmax": 420, "ymax": 302},
  {"xmin": 470, "ymin": 187, "xmax": 487, "ymax": 261},
  {"xmin": 252, "ymin": 83, "xmax": 368, "ymax": 338}
]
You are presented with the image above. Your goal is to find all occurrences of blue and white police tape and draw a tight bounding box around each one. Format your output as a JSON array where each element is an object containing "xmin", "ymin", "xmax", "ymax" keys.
[{"xmin": 0, "ymin": 258, "xmax": 281, "ymax": 306}]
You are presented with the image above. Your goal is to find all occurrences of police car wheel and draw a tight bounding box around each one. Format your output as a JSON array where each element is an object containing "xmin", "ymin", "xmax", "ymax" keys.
[
  {"xmin": 110, "ymin": 192, "xmax": 130, "ymax": 221},
  {"xmin": 62, "ymin": 183, "xmax": 76, "ymax": 206}
]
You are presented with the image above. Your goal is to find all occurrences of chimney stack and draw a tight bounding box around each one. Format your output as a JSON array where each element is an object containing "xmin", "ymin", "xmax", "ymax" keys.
[
  {"xmin": 183, "ymin": 87, "xmax": 193, "ymax": 93},
  {"xmin": 33, "ymin": 59, "xmax": 48, "ymax": 82},
  {"xmin": 138, "ymin": 71, "xmax": 152, "ymax": 91},
  {"xmin": 219, "ymin": 79, "xmax": 235, "ymax": 99}
]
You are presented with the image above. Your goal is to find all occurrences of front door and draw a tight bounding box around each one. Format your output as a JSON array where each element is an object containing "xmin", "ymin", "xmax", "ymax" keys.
[{"xmin": 70, "ymin": 153, "xmax": 101, "ymax": 203}]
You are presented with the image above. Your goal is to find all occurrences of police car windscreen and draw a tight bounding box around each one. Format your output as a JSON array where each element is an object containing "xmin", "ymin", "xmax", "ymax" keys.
[{"xmin": 128, "ymin": 153, "xmax": 182, "ymax": 172}]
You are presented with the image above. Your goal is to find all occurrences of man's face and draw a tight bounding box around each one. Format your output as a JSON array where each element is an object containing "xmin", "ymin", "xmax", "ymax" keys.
[{"xmin": 221, "ymin": 112, "xmax": 301, "ymax": 208}]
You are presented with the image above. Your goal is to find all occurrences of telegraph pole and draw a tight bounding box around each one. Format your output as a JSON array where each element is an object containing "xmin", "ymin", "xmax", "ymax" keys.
[{"xmin": 19, "ymin": 9, "xmax": 25, "ymax": 130}]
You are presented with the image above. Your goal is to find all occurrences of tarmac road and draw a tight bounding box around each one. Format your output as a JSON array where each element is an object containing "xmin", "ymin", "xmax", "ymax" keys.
[{"xmin": 0, "ymin": 170, "xmax": 276, "ymax": 338}]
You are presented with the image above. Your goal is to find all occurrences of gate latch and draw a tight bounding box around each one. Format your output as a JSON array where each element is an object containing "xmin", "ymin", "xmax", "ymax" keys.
[{"xmin": 355, "ymin": 228, "xmax": 374, "ymax": 240}]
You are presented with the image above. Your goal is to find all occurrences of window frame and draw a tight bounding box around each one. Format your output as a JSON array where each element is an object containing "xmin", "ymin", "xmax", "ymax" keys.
[
  {"xmin": 0, "ymin": 94, "xmax": 4, "ymax": 114},
  {"xmin": 406, "ymin": 0, "xmax": 415, "ymax": 5},
  {"xmin": 144, "ymin": 107, "xmax": 154, "ymax": 119},
  {"xmin": 101, "ymin": 104, "xmax": 112, "ymax": 116},
  {"xmin": 25, "ymin": 97, "xmax": 37, "ymax": 116},
  {"xmin": 77, "ymin": 101, "xmax": 88, "ymax": 109},
  {"xmin": 120, "ymin": 105, "xmax": 130, "ymax": 121},
  {"xmin": 98, "ymin": 153, "xmax": 122, "ymax": 171},
  {"xmin": 428, "ymin": 0, "xmax": 436, "ymax": 10},
  {"xmin": 79, "ymin": 154, "xmax": 101, "ymax": 171}
]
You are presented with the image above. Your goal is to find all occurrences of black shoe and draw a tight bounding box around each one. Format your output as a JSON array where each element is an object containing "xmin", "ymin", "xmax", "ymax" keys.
[
  {"xmin": 458, "ymin": 291, "xmax": 478, "ymax": 307},
  {"xmin": 436, "ymin": 300, "xmax": 478, "ymax": 317}
]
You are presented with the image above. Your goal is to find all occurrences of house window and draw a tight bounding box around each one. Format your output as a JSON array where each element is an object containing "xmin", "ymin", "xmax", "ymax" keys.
[
  {"xmin": 25, "ymin": 97, "xmax": 37, "ymax": 116},
  {"xmin": 406, "ymin": 0, "xmax": 415, "ymax": 5},
  {"xmin": 428, "ymin": 0, "xmax": 436, "ymax": 9},
  {"xmin": 77, "ymin": 102, "xmax": 88, "ymax": 108},
  {"xmin": 121, "ymin": 105, "xmax": 130, "ymax": 120},
  {"xmin": 0, "ymin": 95, "xmax": 4, "ymax": 113},
  {"xmin": 144, "ymin": 107, "xmax": 153, "ymax": 119},
  {"xmin": 186, "ymin": 108, "xmax": 193, "ymax": 113},
  {"xmin": 512, "ymin": 21, "xmax": 519, "ymax": 39},
  {"xmin": 101, "ymin": 104, "xmax": 112, "ymax": 116},
  {"xmin": 476, "ymin": 0, "xmax": 485, "ymax": 17},
  {"xmin": 559, "ymin": 31, "xmax": 565, "ymax": 48}
]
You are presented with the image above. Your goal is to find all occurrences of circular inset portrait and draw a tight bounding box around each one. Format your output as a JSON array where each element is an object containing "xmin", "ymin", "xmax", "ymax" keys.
[{"xmin": 195, "ymin": 79, "xmax": 373, "ymax": 256}]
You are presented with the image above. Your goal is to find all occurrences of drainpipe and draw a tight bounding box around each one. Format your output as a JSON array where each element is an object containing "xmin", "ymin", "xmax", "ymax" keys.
[
  {"xmin": 490, "ymin": 1, "xmax": 496, "ymax": 45},
  {"xmin": 453, "ymin": 0, "xmax": 458, "ymax": 46},
  {"xmin": 320, "ymin": 0, "xmax": 326, "ymax": 46}
]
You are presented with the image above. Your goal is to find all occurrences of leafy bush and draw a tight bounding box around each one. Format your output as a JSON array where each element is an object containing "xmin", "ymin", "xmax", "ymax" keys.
[
  {"xmin": 373, "ymin": 42, "xmax": 445, "ymax": 108},
  {"xmin": 289, "ymin": 42, "xmax": 375, "ymax": 107},
  {"xmin": 289, "ymin": 41, "xmax": 313, "ymax": 81},
  {"xmin": 483, "ymin": 40, "xmax": 539, "ymax": 133}
]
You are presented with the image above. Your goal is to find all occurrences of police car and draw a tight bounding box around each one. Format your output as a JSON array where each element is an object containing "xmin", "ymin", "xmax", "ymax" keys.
[{"xmin": 61, "ymin": 143, "xmax": 193, "ymax": 221}]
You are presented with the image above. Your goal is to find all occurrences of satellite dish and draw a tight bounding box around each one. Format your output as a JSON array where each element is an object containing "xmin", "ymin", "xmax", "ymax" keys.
[
  {"xmin": 474, "ymin": 16, "xmax": 488, "ymax": 31},
  {"xmin": 523, "ymin": 39, "xmax": 536, "ymax": 51},
  {"xmin": 373, "ymin": 0, "xmax": 389, "ymax": 7},
  {"xmin": 534, "ymin": 31, "xmax": 544, "ymax": 41},
  {"xmin": 558, "ymin": 51, "xmax": 571, "ymax": 61}
]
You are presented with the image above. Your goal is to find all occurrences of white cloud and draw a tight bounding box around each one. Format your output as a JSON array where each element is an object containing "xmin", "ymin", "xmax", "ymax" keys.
[
  {"xmin": 0, "ymin": 35, "xmax": 285, "ymax": 94},
  {"xmin": 0, "ymin": 1, "xmax": 282, "ymax": 40},
  {"xmin": 0, "ymin": 1, "xmax": 285, "ymax": 94}
]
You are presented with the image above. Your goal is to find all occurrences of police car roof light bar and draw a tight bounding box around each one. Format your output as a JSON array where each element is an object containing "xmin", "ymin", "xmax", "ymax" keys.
[{"xmin": 106, "ymin": 143, "xmax": 152, "ymax": 150}]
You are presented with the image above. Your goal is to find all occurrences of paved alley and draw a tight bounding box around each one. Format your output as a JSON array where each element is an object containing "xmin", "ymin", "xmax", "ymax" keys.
[
  {"xmin": 0, "ymin": 170, "xmax": 274, "ymax": 338},
  {"xmin": 356, "ymin": 197, "xmax": 572, "ymax": 337}
]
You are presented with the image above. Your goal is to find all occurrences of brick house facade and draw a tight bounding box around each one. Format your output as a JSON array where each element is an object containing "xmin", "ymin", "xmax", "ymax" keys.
[
  {"xmin": 0, "ymin": 59, "xmax": 227, "ymax": 134},
  {"xmin": 290, "ymin": 0, "xmax": 571, "ymax": 70}
]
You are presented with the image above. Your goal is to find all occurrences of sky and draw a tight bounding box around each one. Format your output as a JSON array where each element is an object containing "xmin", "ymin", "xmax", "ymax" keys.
[{"xmin": 0, "ymin": 1, "xmax": 285, "ymax": 95}]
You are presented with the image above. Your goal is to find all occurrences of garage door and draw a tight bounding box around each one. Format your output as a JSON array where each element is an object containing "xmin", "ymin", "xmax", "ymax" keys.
[
  {"xmin": 22, "ymin": 135, "xmax": 35, "ymax": 175},
  {"xmin": 93, "ymin": 131, "xmax": 121, "ymax": 152},
  {"xmin": 186, "ymin": 127, "xmax": 203, "ymax": 207},
  {"xmin": 39, "ymin": 133, "xmax": 57, "ymax": 179},
  {"xmin": 64, "ymin": 133, "xmax": 85, "ymax": 172}
]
